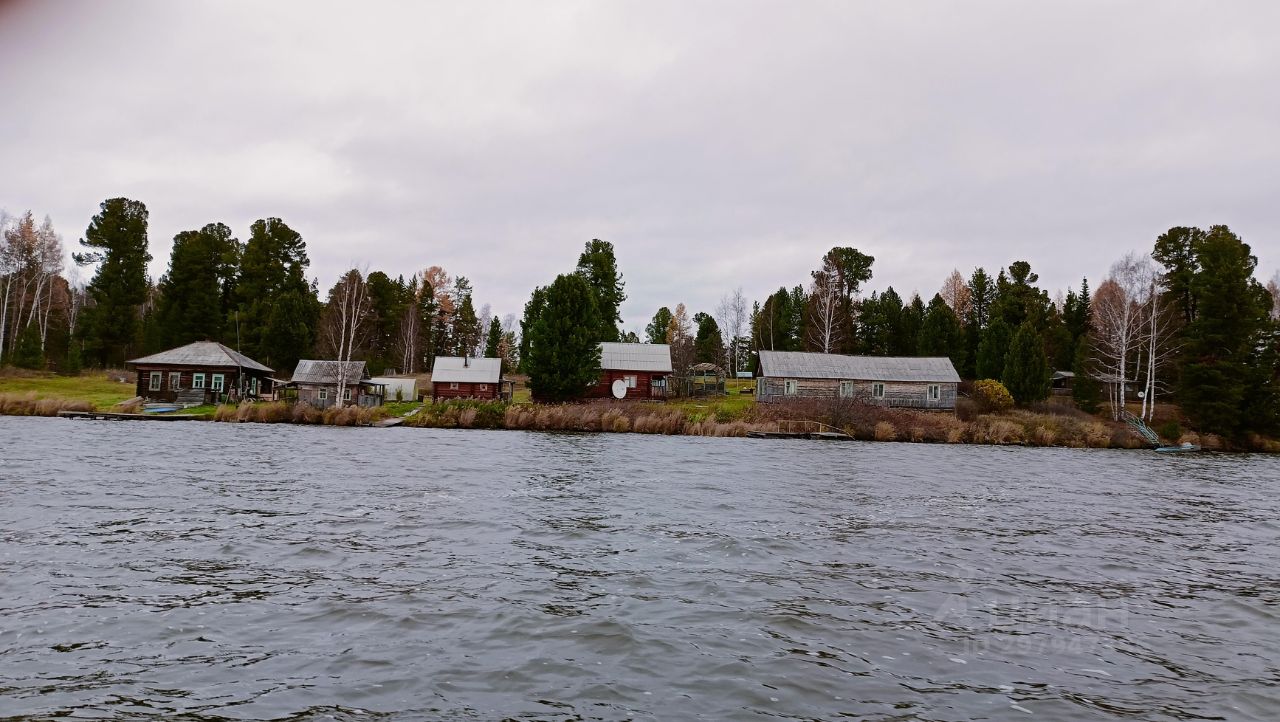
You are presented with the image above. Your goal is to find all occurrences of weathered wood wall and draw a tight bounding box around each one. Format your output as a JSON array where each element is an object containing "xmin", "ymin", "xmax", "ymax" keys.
[
  {"xmin": 756, "ymin": 376, "xmax": 957, "ymax": 410},
  {"xmin": 135, "ymin": 366, "xmax": 271, "ymax": 403}
]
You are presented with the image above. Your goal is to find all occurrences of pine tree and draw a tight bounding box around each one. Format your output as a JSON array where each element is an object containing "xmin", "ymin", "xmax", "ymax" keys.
[
  {"xmin": 575, "ymin": 239, "xmax": 626, "ymax": 342},
  {"xmin": 156, "ymin": 223, "xmax": 239, "ymax": 348},
  {"xmin": 1002, "ymin": 323, "xmax": 1050, "ymax": 405},
  {"xmin": 526, "ymin": 274, "xmax": 603, "ymax": 402},
  {"xmin": 234, "ymin": 218, "xmax": 314, "ymax": 367},
  {"xmin": 73, "ymin": 198, "xmax": 151, "ymax": 367}
]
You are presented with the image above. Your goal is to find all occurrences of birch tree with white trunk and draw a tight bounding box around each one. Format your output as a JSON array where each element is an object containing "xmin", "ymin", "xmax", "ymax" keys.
[
  {"xmin": 1091, "ymin": 254, "xmax": 1148, "ymax": 419},
  {"xmin": 715, "ymin": 286, "xmax": 747, "ymax": 373},
  {"xmin": 320, "ymin": 268, "xmax": 373, "ymax": 406},
  {"xmin": 806, "ymin": 271, "xmax": 842, "ymax": 353}
]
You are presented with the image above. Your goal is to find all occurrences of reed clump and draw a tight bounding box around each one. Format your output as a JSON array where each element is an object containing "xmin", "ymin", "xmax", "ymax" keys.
[
  {"xmin": 214, "ymin": 401, "xmax": 385, "ymax": 426},
  {"xmin": 0, "ymin": 391, "xmax": 93, "ymax": 416}
]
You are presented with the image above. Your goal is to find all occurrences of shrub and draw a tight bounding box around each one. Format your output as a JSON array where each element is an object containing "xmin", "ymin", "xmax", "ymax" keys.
[
  {"xmin": 874, "ymin": 421, "xmax": 897, "ymax": 441},
  {"xmin": 973, "ymin": 379, "xmax": 1014, "ymax": 412},
  {"xmin": 1157, "ymin": 421, "xmax": 1182, "ymax": 443}
]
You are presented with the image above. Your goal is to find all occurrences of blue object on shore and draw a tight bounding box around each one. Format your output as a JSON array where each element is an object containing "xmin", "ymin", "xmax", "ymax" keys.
[{"xmin": 143, "ymin": 405, "xmax": 181, "ymax": 414}]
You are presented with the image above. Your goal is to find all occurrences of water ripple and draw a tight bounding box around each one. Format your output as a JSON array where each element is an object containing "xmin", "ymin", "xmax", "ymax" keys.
[{"xmin": 1, "ymin": 417, "xmax": 1278, "ymax": 720}]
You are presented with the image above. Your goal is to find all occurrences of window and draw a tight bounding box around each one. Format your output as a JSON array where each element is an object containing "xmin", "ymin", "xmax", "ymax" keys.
[
  {"xmin": 193, "ymin": 373, "xmax": 206, "ymax": 389},
  {"xmin": 928, "ymin": 384, "xmax": 940, "ymax": 401},
  {"xmin": 343, "ymin": 388, "xmax": 352, "ymax": 401},
  {"xmin": 149, "ymin": 372, "xmax": 161, "ymax": 391},
  {"xmin": 250, "ymin": 377, "xmax": 258, "ymax": 395},
  {"xmin": 784, "ymin": 379, "xmax": 798, "ymax": 395},
  {"xmin": 319, "ymin": 388, "xmax": 328, "ymax": 401},
  {"xmin": 169, "ymin": 372, "xmax": 181, "ymax": 390},
  {"xmin": 872, "ymin": 382, "xmax": 885, "ymax": 399},
  {"xmin": 624, "ymin": 375, "xmax": 637, "ymax": 388},
  {"xmin": 839, "ymin": 381, "xmax": 854, "ymax": 398},
  {"xmin": 211, "ymin": 374, "xmax": 225, "ymax": 392},
  {"xmin": 449, "ymin": 382, "xmax": 459, "ymax": 390},
  {"xmin": 479, "ymin": 384, "xmax": 489, "ymax": 391}
]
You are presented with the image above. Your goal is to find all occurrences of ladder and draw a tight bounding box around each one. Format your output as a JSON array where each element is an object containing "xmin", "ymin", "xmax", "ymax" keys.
[{"xmin": 1121, "ymin": 411, "xmax": 1161, "ymax": 446}]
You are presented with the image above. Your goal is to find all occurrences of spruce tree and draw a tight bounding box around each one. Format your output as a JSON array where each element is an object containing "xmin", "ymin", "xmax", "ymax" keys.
[
  {"xmin": 917, "ymin": 293, "xmax": 963, "ymax": 369},
  {"xmin": 975, "ymin": 319, "xmax": 1012, "ymax": 381},
  {"xmin": 646, "ymin": 307, "xmax": 673, "ymax": 345},
  {"xmin": 484, "ymin": 316, "xmax": 502, "ymax": 358},
  {"xmin": 1071, "ymin": 342, "xmax": 1102, "ymax": 414},
  {"xmin": 1002, "ymin": 323, "xmax": 1050, "ymax": 405},
  {"xmin": 1176, "ymin": 226, "xmax": 1274, "ymax": 437},
  {"xmin": 526, "ymin": 274, "xmax": 602, "ymax": 402}
]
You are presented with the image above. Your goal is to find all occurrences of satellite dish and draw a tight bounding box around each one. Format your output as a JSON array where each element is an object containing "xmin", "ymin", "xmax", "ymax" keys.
[{"xmin": 611, "ymin": 379, "xmax": 627, "ymax": 399}]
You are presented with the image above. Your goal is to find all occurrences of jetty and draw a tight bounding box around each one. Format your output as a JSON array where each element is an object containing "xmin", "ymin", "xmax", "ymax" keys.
[
  {"xmin": 747, "ymin": 420, "xmax": 852, "ymax": 441},
  {"xmin": 58, "ymin": 410, "xmax": 204, "ymax": 422}
]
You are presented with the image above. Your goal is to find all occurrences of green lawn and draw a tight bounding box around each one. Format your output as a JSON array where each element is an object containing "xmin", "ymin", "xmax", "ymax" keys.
[
  {"xmin": 665, "ymin": 378, "xmax": 757, "ymax": 421},
  {"xmin": 381, "ymin": 401, "xmax": 424, "ymax": 417},
  {"xmin": 0, "ymin": 370, "xmax": 136, "ymax": 408}
]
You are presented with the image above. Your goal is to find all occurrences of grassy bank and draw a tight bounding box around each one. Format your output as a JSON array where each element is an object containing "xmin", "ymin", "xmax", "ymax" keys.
[
  {"xmin": 0, "ymin": 369, "xmax": 136, "ymax": 410},
  {"xmin": 212, "ymin": 401, "xmax": 392, "ymax": 426}
]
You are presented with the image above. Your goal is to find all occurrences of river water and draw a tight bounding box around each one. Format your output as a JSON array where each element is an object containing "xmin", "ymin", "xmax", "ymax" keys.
[{"xmin": 0, "ymin": 417, "xmax": 1277, "ymax": 720}]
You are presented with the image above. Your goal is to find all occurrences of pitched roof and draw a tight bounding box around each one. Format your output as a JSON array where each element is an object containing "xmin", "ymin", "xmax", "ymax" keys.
[
  {"xmin": 431, "ymin": 356, "xmax": 502, "ymax": 383},
  {"xmin": 758, "ymin": 351, "xmax": 960, "ymax": 383},
  {"xmin": 128, "ymin": 341, "xmax": 273, "ymax": 373},
  {"xmin": 600, "ymin": 342, "xmax": 673, "ymax": 373},
  {"xmin": 290, "ymin": 360, "xmax": 370, "ymax": 385}
]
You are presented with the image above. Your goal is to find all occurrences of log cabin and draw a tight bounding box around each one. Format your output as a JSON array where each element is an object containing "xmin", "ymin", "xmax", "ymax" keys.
[
  {"xmin": 431, "ymin": 356, "xmax": 504, "ymax": 401},
  {"xmin": 287, "ymin": 360, "xmax": 384, "ymax": 408},
  {"xmin": 128, "ymin": 341, "xmax": 274, "ymax": 404},
  {"xmin": 586, "ymin": 342, "xmax": 673, "ymax": 400},
  {"xmin": 756, "ymin": 351, "xmax": 960, "ymax": 410}
]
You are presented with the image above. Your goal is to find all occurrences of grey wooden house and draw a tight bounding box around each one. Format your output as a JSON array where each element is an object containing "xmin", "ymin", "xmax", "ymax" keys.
[
  {"xmin": 128, "ymin": 341, "xmax": 274, "ymax": 404},
  {"xmin": 286, "ymin": 360, "xmax": 385, "ymax": 409},
  {"xmin": 756, "ymin": 351, "xmax": 960, "ymax": 410}
]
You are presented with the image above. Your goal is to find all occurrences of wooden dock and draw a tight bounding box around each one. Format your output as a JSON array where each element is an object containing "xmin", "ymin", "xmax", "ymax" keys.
[
  {"xmin": 747, "ymin": 419, "xmax": 853, "ymax": 441},
  {"xmin": 58, "ymin": 410, "xmax": 204, "ymax": 422}
]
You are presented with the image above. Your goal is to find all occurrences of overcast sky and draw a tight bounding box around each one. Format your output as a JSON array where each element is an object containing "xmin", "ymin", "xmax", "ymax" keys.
[{"xmin": 1, "ymin": 1, "xmax": 1276, "ymax": 333}]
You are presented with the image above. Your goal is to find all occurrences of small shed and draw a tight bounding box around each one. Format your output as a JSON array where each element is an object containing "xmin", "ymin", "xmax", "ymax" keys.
[
  {"xmin": 588, "ymin": 342, "xmax": 672, "ymax": 400},
  {"xmin": 431, "ymin": 356, "xmax": 504, "ymax": 401},
  {"xmin": 756, "ymin": 351, "xmax": 960, "ymax": 410},
  {"xmin": 289, "ymin": 360, "xmax": 384, "ymax": 409},
  {"xmin": 128, "ymin": 341, "xmax": 273, "ymax": 404}
]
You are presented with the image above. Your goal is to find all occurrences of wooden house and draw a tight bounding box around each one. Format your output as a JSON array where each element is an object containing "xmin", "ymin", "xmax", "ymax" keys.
[
  {"xmin": 128, "ymin": 341, "xmax": 274, "ymax": 404},
  {"xmin": 587, "ymin": 342, "xmax": 672, "ymax": 400},
  {"xmin": 287, "ymin": 360, "xmax": 384, "ymax": 408},
  {"xmin": 756, "ymin": 351, "xmax": 960, "ymax": 410},
  {"xmin": 431, "ymin": 356, "xmax": 504, "ymax": 401}
]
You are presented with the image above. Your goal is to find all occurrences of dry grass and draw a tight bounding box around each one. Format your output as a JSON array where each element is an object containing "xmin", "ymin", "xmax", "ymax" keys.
[
  {"xmin": 214, "ymin": 401, "xmax": 386, "ymax": 426},
  {"xmin": 0, "ymin": 392, "xmax": 93, "ymax": 416}
]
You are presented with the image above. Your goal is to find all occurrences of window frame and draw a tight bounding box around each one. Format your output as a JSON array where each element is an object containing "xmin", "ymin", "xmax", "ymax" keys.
[
  {"xmin": 319, "ymin": 388, "xmax": 329, "ymax": 401},
  {"xmin": 449, "ymin": 382, "xmax": 459, "ymax": 390},
  {"xmin": 624, "ymin": 374, "xmax": 637, "ymax": 389},
  {"xmin": 839, "ymin": 380, "xmax": 854, "ymax": 398},
  {"xmin": 149, "ymin": 372, "xmax": 162, "ymax": 391},
  {"xmin": 168, "ymin": 371, "xmax": 182, "ymax": 390},
  {"xmin": 211, "ymin": 373, "xmax": 225, "ymax": 392},
  {"xmin": 479, "ymin": 384, "xmax": 489, "ymax": 392},
  {"xmin": 193, "ymin": 373, "xmax": 206, "ymax": 389},
  {"xmin": 872, "ymin": 382, "xmax": 885, "ymax": 399},
  {"xmin": 784, "ymin": 379, "xmax": 798, "ymax": 395},
  {"xmin": 343, "ymin": 387, "xmax": 352, "ymax": 402},
  {"xmin": 928, "ymin": 384, "xmax": 940, "ymax": 401}
]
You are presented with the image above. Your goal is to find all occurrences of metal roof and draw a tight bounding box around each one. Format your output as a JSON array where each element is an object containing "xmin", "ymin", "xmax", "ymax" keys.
[
  {"xmin": 600, "ymin": 342, "xmax": 673, "ymax": 373},
  {"xmin": 758, "ymin": 351, "xmax": 960, "ymax": 383},
  {"xmin": 290, "ymin": 360, "xmax": 370, "ymax": 385},
  {"xmin": 128, "ymin": 341, "xmax": 273, "ymax": 373},
  {"xmin": 431, "ymin": 356, "xmax": 502, "ymax": 383}
]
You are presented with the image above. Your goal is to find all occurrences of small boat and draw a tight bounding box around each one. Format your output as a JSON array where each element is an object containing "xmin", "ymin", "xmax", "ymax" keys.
[
  {"xmin": 1155, "ymin": 442, "xmax": 1200, "ymax": 453},
  {"xmin": 143, "ymin": 403, "xmax": 181, "ymax": 414}
]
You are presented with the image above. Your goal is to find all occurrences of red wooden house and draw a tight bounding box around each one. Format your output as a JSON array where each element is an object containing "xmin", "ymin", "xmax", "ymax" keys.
[
  {"xmin": 586, "ymin": 342, "xmax": 672, "ymax": 400},
  {"xmin": 128, "ymin": 341, "xmax": 274, "ymax": 404},
  {"xmin": 431, "ymin": 356, "xmax": 504, "ymax": 401}
]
